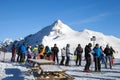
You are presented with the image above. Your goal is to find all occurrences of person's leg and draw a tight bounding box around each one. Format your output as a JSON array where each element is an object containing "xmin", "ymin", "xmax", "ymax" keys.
[
  {"xmin": 65, "ymin": 56, "xmax": 69, "ymax": 66},
  {"xmin": 13, "ymin": 54, "xmax": 16, "ymax": 62},
  {"xmin": 56, "ymin": 53, "xmax": 59, "ymax": 64},
  {"xmin": 53, "ymin": 53, "xmax": 56, "ymax": 62},
  {"xmin": 105, "ymin": 56, "xmax": 108, "ymax": 68},
  {"xmin": 94, "ymin": 57, "xmax": 98, "ymax": 71},
  {"xmin": 98, "ymin": 58, "xmax": 101, "ymax": 72},
  {"xmin": 20, "ymin": 53, "xmax": 23, "ymax": 62},
  {"xmin": 76, "ymin": 55, "xmax": 78, "ymax": 65},
  {"xmin": 79, "ymin": 55, "xmax": 82, "ymax": 66},
  {"xmin": 108, "ymin": 56, "xmax": 112, "ymax": 69},
  {"xmin": 84, "ymin": 57, "xmax": 89, "ymax": 70},
  {"xmin": 88, "ymin": 57, "xmax": 91, "ymax": 70},
  {"xmin": 60, "ymin": 56, "xmax": 64, "ymax": 65},
  {"xmin": 84, "ymin": 57, "xmax": 91, "ymax": 72}
]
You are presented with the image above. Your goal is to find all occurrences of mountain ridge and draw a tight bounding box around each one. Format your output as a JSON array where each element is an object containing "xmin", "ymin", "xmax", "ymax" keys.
[{"xmin": 8, "ymin": 20, "xmax": 120, "ymax": 58}]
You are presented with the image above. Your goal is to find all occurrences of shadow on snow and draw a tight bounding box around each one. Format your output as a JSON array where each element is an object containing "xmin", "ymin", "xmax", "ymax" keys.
[{"xmin": 2, "ymin": 68, "xmax": 24, "ymax": 80}]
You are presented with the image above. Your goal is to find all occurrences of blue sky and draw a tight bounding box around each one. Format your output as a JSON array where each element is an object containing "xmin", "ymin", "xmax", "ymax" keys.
[{"xmin": 0, "ymin": 0, "xmax": 120, "ymax": 41}]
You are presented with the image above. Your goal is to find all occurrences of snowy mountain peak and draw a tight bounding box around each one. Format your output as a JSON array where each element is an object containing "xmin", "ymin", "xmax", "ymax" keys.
[
  {"xmin": 54, "ymin": 19, "xmax": 62, "ymax": 24},
  {"xmin": 51, "ymin": 20, "xmax": 75, "ymax": 35}
]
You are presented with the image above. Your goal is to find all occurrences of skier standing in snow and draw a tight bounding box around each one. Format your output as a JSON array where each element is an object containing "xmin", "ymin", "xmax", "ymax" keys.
[
  {"xmin": 104, "ymin": 44, "xmax": 113, "ymax": 69},
  {"xmin": 84, "ymin": 43, "xmax": 92, "ymax": 72},
  {"xmin": 60, "ymin": 47, "xmax": 66, "ymax": 65},
  {"xmin": 44, "ymin": 46, "xmax": 52, "ymax": 60},
  {"xmin": 65, "ymin": 44, "xmax": 71, "ymax": 66},
  {"xmin": 32, "ymin": 45, "xmax": 38, "ymax": 59},
  {"xmin": 93, "ymin": 44, "xmax": 102, "ymax": 72},
  {"xmin": 17, "ymin": 45, "xmax": 22, "ymax": 62},
  {"xmin": 27, "ymin": 45, "xmax": 32, "ymax": 62},
  {"xmin": 100, "ymin": 46, "xmax": 107, "ymax": 68},
  {"xmin": 11, "ymin": 44, "xmax": 17, "ymax": 62},
  {"xmin": 52, "ymin": 44, "xmax": 59, "ymax": 64},
  {"xmin": 2, "ymin": 45, "xmax": 8, "ymax": 62},
  {"xmin": 20, "ymin": 43, "xmax": 27, "ymax": 63},
  {"xmin": 38, "ymin": 44, "xmax": 45, "ymax": 59},
  {"xmin": 75, "ymin": 44, "xmax": 83, "ymax": 66}
]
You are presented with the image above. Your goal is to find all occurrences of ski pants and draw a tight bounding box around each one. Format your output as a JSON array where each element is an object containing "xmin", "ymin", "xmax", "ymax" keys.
[
  {"xmin": 53, "ymin": 53, "xmax": 59, "ymax": 64},
  {"xmin": 20, "ymin": 53, "xmax": 25, "ymax": 62},
  {"xmin": 60, "ymin": 56, "xmax": 65, "ymax": 65},
  {"xmin": 76, "ymin": 54, "xmax": 82, "ymax": 66},
  {"xmin": 106, "ymin": 55, "xmax": 112, "ymax": 69},
  {"xmin": 94, "ymin": 57, "xmax": 101, "ymax": 71},
  {"xmin": 84, "ymin": 57, "xmax": 91, "ymax": 70},
  {"xmin": 65, "ymin": 56, "xmax": 70, "ymax": 66}
]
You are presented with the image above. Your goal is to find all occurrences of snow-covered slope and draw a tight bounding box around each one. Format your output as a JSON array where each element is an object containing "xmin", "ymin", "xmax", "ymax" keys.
[{"xmin": 18, "ymin": 20, "xmax": 120, "ymax": 58}]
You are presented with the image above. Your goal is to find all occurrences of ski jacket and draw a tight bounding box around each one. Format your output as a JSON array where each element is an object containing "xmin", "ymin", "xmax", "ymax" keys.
[
  {"xmin": 12, "ymin": 46, "xmax": 16, "ymax": 55},
  {"xmin": 66, "ymin": 46, "xmax": 71, "ymax": 57},
  {"xmin": 61, "ymin": 48, "xmax": 66, "ymax": 57},
  {"xmin": 27, "ymin": 48, "xmax": 32, "ymax": 54},
  {"xmin": 85, "ymin": 45, "xmax": 92, "ymax": 58},
  {"xmin": 20, "ymin": 45, "xmax": 27, "ymax": 54},
  {"xmin": 32, "ymin": 46, "xmax": 38, "ymax": 55},
  {"xmin": 45, "ymin": 46, "xmax": 52, "ymax": 57},
  {"xmin": 52, "ymin": 47, "xmax": 59, "ymax": 54},
  {"xmin": 104, "ymin": 47, "xmax": 112, "ymax": 56},
  {"xmin": 75, "ymin": 46, "xmax": 83, "ymax": 56},
  {"xmin": 93, "ymin": 47, "xmax": 102, "ymax": 58},
  {"xmin": 39, "ymin": 46, "xmax": 45, "ymax": 56}
]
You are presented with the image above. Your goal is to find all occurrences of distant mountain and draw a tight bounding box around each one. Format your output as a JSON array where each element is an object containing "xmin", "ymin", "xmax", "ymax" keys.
[
  {"xmin": 15, "ymin": 20, "xmax": 120, "ymax": 58},
  {"xmin": 1, "ymin": 38, "xmax": 14, "ymax": 46}
]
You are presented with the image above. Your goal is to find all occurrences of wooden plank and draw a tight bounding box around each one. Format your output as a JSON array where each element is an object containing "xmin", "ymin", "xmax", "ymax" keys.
[
  {"xmin": 28, "ymin": 59, "xmax": 54, "ymax": 65},
  {"xmin": 40, "ymin": 65, "xmax": 65, "ymax": 73}
]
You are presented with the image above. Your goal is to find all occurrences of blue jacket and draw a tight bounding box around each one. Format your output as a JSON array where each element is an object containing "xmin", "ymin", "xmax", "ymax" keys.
[
  {"xmin": 93, "ymin": 47, "xmax": 102, "ymax": 58},
  {"xmin": 20, "ymin": 45, "xmax": 27, "ymax": 54}
]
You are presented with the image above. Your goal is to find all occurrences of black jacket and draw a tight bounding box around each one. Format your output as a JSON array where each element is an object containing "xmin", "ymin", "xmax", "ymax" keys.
[
  {"xmin": 104, "ymin": 47, "xmax": 112, "ymax": 56},
  {"xmin": 76, "ymin": 46, "xmax": 83, "ymax": 56},
  {"xmin": 85, "ymin": 45, "xmax": 92, "ymax": 58},
  {"xmin": 52, "ymin": 47, "xmax": 59, "ymax": 54}
]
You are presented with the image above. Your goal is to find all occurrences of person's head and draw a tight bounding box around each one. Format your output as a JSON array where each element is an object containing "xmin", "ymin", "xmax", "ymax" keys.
[
  {"xmin": 88, "ymin": 43, "xmax": 92, "ymax": 47},
  {"xmin": 54, "ymin": 44, "xmax": 57, "ymax": 47},
  {"xmin": 63, "ymin": 47, "xmax": 65, "ymax": 50},
  {"xmin": 106, "ymin": 44, "xmax": 109, "ymax": 48},
  {"xmin": 110, "ymin": 46, "xmax": 113, "ymax": 49},
  {"xmin": 66, "ymin": 44, "xmax": 70, "ymax": 47},
  {"xmin": 95, "ymin": 44, "xmax": 99, "ymax": 48},
  {"xmin": 78, "ymin": 44, "xmax": 81, "ymax": 47},
  {"xmin": 29, "ymin": 45, "xmax": 32, "ymax": 48},
  {"xmin": 46, "ymin": 46, "xmax": 49, "ymax": 50}
]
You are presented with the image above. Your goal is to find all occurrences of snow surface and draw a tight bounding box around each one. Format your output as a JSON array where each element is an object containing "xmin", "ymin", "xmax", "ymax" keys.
[{"xmin": 0, "ymin": 52, "xmax": 120, "ymax": 80}]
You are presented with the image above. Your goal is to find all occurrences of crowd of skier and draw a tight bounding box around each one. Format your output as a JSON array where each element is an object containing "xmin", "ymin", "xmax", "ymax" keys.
[{"xmin": 0, "ymin": 42, "xmax": 115, "ymax": 73}]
